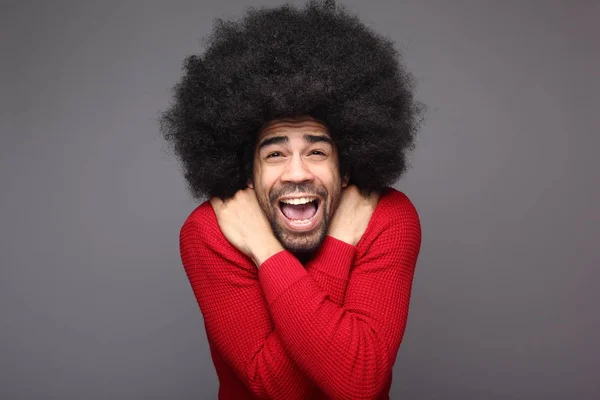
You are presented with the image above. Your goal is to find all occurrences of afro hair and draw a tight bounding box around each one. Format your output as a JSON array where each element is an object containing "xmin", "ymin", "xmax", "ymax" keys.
[{"xmin": 160, "ymin": 0, "xmax": 424, "ymax": 200}]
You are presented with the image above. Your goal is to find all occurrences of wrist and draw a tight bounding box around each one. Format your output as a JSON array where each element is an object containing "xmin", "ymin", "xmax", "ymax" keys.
[{"xmin": 250, "ymin": 235, "xmax": 284, "ymax": 267}]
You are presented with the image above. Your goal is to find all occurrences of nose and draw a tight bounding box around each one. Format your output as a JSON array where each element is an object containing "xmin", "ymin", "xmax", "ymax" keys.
[{"xmin": 280, "ymin": 154, "xmax": 314, "ymax": 183}]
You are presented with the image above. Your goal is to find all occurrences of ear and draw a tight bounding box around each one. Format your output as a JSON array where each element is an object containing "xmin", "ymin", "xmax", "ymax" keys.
[
  {"xmin": 247, "ymin": 179, "xmax": 254, "ymax": 189},
  {"xmin": 342, "ymin": 174, "xmax": 349, "ymax": 188}
]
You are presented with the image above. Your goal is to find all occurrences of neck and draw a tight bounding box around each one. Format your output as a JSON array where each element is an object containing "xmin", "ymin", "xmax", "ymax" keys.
[{"xmin": 293, "ymin": 250, "xmax": 315, "ymax": 266}]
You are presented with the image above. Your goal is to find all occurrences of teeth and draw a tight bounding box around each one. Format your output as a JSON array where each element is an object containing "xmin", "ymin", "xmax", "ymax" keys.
[
  {"xmin": 289, "ymin": 218, "xmax": 313, "ymax": 224},
  {"xmin": 280, "ymin": 197, "xmax": 316, "ymax": 205}
]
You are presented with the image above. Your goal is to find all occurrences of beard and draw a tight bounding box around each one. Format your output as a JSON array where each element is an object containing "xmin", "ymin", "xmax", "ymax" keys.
[
  {"xmin": 256, "ymin": 182, "xmax": 341, "ymax": 257},
  {"xmin": 269, "ymin": 204, "xmax": 328, "ymax": 255}
]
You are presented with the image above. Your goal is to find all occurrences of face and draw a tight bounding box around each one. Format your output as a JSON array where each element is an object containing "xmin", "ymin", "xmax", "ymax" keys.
[{"xmin": 250, "ymin": 117, "xmax": 348, "ymax": 255}]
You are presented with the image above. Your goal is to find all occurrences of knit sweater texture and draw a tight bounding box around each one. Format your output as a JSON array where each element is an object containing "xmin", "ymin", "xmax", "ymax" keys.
[{"xmin": 179, "ymin": 187, "xmax": 421, "ymax": 399}]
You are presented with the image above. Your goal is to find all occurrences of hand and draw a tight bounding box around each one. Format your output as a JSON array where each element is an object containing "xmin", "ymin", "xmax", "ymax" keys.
[
  {"xmin": 210, "ymin": 188, "xmax": 283, "ymax": 266},
  {"xmin": 328, "ymin": 185, "xmax": 380, "ymax": 246}
]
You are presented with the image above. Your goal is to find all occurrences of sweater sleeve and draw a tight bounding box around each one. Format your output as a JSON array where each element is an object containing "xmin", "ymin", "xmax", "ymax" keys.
[
  {"xmin": 258, "ymin": 194, "xmax": 421, "ymax": 399},
  {"xmin": 179, "ymin": 207, "xmax": 357, "ymax": 399},
  {"xmin": 304, "ymin": 235, "xmax": 356, "ymax": 305}
]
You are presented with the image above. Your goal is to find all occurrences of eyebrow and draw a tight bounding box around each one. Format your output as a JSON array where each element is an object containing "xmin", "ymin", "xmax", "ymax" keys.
[{"xmin": 258, "ymin": 134, "xmax": 333, "ymax": 152}]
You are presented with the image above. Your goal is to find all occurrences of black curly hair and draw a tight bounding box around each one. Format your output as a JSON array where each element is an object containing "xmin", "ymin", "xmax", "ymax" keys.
[{"xmin": 160, "ymin": 0, "xmax": 423, "ymax": 200}]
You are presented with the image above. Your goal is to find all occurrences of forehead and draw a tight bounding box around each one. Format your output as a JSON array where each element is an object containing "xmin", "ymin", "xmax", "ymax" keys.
[{"xmin": 257, "ymin": 117, "xmax": 331, "ymax": 141}]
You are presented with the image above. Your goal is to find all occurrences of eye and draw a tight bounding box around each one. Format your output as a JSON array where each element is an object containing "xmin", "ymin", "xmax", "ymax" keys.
[
  {"xmin": 266, "ymin": 152, "xmax": 282, "ymax": 159},
  {"xmin": 310, "ymin": 150, "xmax": 327, "ymax": 157}
]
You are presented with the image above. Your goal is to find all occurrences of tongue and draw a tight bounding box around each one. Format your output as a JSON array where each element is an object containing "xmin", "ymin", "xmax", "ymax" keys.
[{"xmin": 281, "ymin": 202, "xmax": 317, "ymax": 221}]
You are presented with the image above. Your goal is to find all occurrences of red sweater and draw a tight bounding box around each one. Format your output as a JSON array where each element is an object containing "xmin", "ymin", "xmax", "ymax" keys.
[{"xmin": 179, "ymin": 188, "xmax": 421, "ymax": 399}]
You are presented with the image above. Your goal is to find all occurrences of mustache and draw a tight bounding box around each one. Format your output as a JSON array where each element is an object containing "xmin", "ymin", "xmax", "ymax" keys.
[{"xmin": 269, "ymin": 184, "xmax": 328, "ymax": 203}]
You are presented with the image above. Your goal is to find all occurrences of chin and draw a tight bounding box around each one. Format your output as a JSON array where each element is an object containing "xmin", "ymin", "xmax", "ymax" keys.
[
  {"xmin": 271, "ymin": 196, "xmax": 328, "ymax": 253},
  {"xmin": 270, "ymin": 216, "xmax": 328, "ymax": 254},
  {"xmin": 278, "ymin": 230, "xmax": 326, "ymax": 254}
]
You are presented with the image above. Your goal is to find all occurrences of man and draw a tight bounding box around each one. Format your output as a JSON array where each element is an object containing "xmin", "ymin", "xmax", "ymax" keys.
[{"xmin": 161, "ymin": 1, "xmax": 423, "ymax": 399}]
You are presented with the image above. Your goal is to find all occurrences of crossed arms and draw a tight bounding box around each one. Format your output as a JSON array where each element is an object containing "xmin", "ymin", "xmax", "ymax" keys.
[{"xmin": 179, "ymin": 188, "xmax": 421, "ymax": 399}]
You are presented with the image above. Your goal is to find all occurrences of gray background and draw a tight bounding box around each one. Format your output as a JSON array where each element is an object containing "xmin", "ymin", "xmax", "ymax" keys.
[{"xmin": 1, "ymin": 0, "xmax": 598, "ymax": 399}]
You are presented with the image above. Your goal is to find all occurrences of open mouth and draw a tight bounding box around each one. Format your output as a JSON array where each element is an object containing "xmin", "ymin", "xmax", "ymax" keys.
[{"xmin": 277, "ymin": 197, "xmax": 321, "ymax": 231}]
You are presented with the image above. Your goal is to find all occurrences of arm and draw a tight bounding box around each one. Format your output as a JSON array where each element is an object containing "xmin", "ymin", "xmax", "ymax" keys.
[
  {"xmin": 304, "ymin": 235, "xmax": 355, "ymax": 305},
  {"xmin": 257, "ymin": 196, "xmax": 421, "ymax": 399},
  {"xmin": 179, "ymin": 210, "xmax": 356, "ymax": 399}
]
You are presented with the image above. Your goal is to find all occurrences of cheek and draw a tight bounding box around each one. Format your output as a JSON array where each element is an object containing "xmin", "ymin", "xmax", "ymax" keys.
[
  {"xmin": 254, "ymin": 168, "xmax": 279, "ymax": 198},
  {"xmin": 315, "ymin": 163, "xmax": 342, "ymax": 187},
  {"xmin": 261, "ymin": 171, "xmax": 279, "ymax": 189}
]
